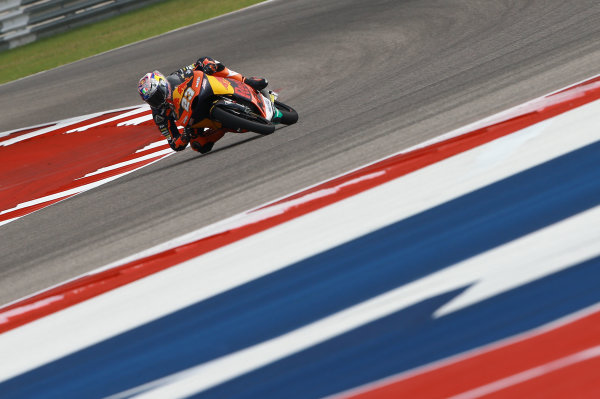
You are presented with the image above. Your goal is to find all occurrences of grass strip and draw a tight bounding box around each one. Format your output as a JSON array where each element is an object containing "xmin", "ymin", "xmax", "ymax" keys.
[{"xmin": 0, "ymin": 0, "xmax": 265, "ymax": 85}]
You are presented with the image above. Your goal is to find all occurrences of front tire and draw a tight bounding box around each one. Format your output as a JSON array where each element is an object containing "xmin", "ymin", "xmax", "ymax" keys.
[
  {"xmin": 274, "ymin": 100, "xmax": 299, "ymax": 125},
  {"xmin": 211, "ymin": 105, "xmax": 275, "ymax": 135}
]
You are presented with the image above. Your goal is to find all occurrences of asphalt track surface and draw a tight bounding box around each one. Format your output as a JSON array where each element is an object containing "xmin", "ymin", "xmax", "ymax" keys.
[{"xmin": 1, "ymin": 0, "xmax": 600, "ymax": 305}]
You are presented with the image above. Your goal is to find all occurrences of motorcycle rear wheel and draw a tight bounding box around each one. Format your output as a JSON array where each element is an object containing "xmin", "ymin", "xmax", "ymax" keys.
[{"xmin": 212, "ymin": 106, "xmax": 276, "ymax": 135}]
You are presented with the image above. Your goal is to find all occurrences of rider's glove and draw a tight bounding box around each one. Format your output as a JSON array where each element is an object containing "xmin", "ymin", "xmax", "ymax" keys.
[
  {"xmin": 197, "ymin": 58, "xmax": 218, "ymax": 74},
  {"xmin": 183, "ymin": 126, "xmax": 199, "ymax": 140},
  {"xmin": 243, "ymin": 77, "xmax": 268, "ymax": 91}
]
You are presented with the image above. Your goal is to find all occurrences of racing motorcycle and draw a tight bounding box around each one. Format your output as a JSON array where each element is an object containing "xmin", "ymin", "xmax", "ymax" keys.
[{"xmin": 170, "ymin": 70, "xmax": 298, "ymax": 135}]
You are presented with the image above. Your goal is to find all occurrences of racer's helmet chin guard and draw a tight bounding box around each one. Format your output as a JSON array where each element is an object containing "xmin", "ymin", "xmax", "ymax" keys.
[{"xmin": 138, "ymin": 71, "xmax": 171, "ymax": 108}]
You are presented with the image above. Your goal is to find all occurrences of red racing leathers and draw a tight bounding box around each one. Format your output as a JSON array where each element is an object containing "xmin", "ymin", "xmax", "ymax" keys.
[{"xmin": 150, "ymin": 57, "xmax": 268, "ymax": 154}]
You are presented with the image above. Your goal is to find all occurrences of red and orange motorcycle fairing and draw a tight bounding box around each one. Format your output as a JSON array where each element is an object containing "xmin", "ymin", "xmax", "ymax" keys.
[
  {"xmin": 170, "ymin": 71, "xmax": 269, "ymax": 129},
  {"xmin": 225, "ymin": 78, "xmax": 268, "ymax": 116},
  {"xmin": 171, "ymin": 71, "xmax": 207, "ymax": 127}
]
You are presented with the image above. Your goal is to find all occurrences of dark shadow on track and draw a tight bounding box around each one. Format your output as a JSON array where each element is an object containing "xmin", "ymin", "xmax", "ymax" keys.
[{"xmin": 134, "ymin": 134, "xmax": 267, "ymax": 179}]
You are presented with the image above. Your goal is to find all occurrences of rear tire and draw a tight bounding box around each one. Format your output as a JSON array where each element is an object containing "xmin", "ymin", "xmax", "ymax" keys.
[
  {"xmin": 211, "ymin": 106, "xmax": 275, "ymax": 135},
  {"xmin": 274, "ymin": 100, "xmax": 299, "ymax": 125}
]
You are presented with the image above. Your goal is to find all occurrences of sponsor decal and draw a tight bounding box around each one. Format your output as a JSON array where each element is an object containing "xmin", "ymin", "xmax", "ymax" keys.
[{"xmin": 219, "ymin": 78, "xmax": 231, "ymax": 90}]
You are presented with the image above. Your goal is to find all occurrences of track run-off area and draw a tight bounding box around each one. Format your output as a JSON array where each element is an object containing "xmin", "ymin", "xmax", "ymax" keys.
[{"xmin": 1, "ymin": 0, "xmax": 600, "ymax": 398}]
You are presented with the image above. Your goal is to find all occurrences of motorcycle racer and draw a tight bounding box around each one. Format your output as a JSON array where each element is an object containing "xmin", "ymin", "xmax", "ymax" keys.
[{"xmin": 137, "ymin": 57, "xmax": 269, "ymax": 154}]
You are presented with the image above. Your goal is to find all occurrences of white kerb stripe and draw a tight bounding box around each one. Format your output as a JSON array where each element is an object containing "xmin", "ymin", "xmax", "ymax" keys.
[
  {"xmin": 80, "ymin": 149, "xmax": 172, "ymax": 178},
  {"xmin": 66, "ymin": 106, "xmax": 149, "ymax": 133}
]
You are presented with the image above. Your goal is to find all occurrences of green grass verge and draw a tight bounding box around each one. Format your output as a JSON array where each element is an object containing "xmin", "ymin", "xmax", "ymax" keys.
[{"xmin": 0, "ymin": 0, "xmax": 265, "ymax": 85}]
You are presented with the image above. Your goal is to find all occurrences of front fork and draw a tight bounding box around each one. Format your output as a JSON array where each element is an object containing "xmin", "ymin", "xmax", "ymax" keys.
[{"xmin": 261, "ymin": 90, "xmax": 283, "ymax": 124}]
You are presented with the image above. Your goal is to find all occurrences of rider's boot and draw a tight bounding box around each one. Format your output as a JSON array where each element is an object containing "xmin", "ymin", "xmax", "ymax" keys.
[
  {"xmin": 190, "ymin": 128, "xmax": 226, "ymax": 154},
  {"xmin": 243, "ymin": 76, "xmax": 268, "ymax": 91}
]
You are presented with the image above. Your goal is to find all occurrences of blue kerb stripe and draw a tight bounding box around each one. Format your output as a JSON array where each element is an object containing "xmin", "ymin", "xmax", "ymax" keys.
[
  {"xmin": 2, "ymin": 140, "xmax": 599, "ymax": 399},
  {"xmin": 202, "ymin": 255, "xmax": 600, "ymax": 399}
]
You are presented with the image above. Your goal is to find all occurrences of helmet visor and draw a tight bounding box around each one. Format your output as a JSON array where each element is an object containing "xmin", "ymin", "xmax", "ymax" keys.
[{"xmin": 146, "ymin": 84, "xmax": 167, "ymax": 108}]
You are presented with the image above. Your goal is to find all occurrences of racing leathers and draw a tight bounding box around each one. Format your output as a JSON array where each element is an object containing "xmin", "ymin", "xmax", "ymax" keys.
[{"xmin": 150, "ymin": 57, "xmax": 268, "ymax": 154}]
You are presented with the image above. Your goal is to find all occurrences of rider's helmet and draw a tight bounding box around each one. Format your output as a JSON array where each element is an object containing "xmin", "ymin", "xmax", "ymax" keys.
[{"xmin": 138, "ymin": 71, "xmax": 171, "ymax": 108}]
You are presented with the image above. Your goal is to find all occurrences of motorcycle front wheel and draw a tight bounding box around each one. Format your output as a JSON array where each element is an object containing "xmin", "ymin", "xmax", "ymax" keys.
[
  {"xmin": 274, "ymin": 100, "xmax": 299, "ymax": 125},
  {"xmin": 211, "ymin": 106, "xmax": 275, "ymax": 135}
]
